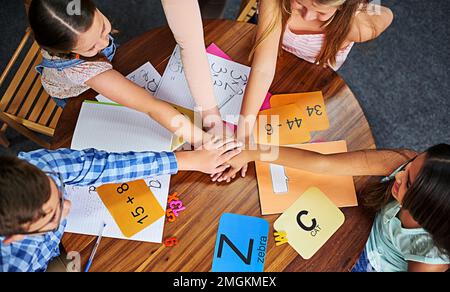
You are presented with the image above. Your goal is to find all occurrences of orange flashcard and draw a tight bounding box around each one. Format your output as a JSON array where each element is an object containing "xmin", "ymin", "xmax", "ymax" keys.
[
  {"xmin": 255, "ymin": 141, "xmax": 357, "ymax": 215},
  {"xmin": 254, "ymin": 103, "xmax": 311, "ymax": 146},
  {"xmin": 270, "ymin": 91, "xmax": 329, "ymax": 131},
  {"xmin": 97, "ymin": 179, "xmax": 165, "ymax": 238}
]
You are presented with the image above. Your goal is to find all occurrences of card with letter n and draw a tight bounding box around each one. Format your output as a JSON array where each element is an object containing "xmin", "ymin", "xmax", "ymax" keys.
[
  {"xmin": 97, "ymin": 179, "xmax": 165, "ymax": 238},
  {"xmin": 212, "ymin": 213, "xmax": 269, "ymax": 272},
  {"xmin": 274, "ymin": 187, "xmax": 345, "ymax": 259},
  {"xmin": 270, "ymin": 91, "xmax": 329, "ymax": 132},
  {"xmin": 254, "ymin": 103, "xmax": 311, "ymax": 145}
]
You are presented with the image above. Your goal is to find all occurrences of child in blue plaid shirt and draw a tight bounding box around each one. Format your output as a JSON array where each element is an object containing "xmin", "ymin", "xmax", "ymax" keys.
[{"xmin": 0, "ymin": 138, "xmax": 240, "ymax": 272}]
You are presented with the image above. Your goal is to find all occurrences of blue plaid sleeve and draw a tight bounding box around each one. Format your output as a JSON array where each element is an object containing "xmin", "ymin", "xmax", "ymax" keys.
[{"xmin": 18, "ymin": 148, "xmax": 179, "ymax": 186}]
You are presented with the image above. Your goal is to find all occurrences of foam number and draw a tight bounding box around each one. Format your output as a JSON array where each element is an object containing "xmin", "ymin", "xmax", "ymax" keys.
[
  {"xmin": 166, "ymin": 209, "xmax": 177, "ymax": 223},
  {"xmin": 165, "ymin": 193, "xmax": 187, "ymax": 222},
  {"xmin": 273, "ymin": 231, "xmax": 288, "ymax": 246},
  {"xmin": 164, "ymin": 237, "xmax": 178, "ymax": 247},
  {"xmin": 96, "ymin": 180, "xmax": 165, "ymax": 238}
]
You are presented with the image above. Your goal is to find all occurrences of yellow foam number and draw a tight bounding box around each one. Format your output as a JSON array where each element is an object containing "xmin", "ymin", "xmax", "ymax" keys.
[
  {"xmin": 274, "ymin": 187, "xmax": 345, "ymax": 259},
  {"xmin": 255, "ymin": 103, "xmax": 311, "ymax": 146},
  {"xmin": 97, "ymin": 179, "xmax": 165, "ymax": 238},
  {"xmin": 273, "ymin": 231, "xmax": 288, "ymax": 246},
  {"xmin": 270, "ymin": 91, "xmax": 329, "ymax": 132}
]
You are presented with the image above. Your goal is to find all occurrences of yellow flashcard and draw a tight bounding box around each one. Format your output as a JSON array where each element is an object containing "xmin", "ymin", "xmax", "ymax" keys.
[
  {"xmin": 274, "ymin": 187, "xmax": 345, "ymax": 259},
  {"xmin": 97, "ymin": 179, "xmax": 165, "ymax": 238},
  {"xmin": 169, "ymin": 104, "xmax": 199, "ymax": 151},
  {"xmin": 254, "ymin": 103, "xmax": 311, "ymax": 145},
  {"xmin": 270, "ymin": 91, "xmax": 329, "ymax": 131}
]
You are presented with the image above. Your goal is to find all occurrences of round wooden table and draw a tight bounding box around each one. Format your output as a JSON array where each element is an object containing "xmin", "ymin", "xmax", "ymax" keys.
[{"xmin": 53, "ymin": 20, "xmax": 376, "ymax": 272}]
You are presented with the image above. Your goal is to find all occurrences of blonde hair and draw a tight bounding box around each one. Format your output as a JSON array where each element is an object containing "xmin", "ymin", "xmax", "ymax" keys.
[{"xmin": 251, "ymin": 0, "xmax": 367, "ymax": 67}]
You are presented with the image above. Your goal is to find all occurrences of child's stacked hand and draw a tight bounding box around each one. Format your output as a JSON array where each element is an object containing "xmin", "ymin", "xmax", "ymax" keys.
[{"xmin": 176, "ymin": 137, "xmax": 242, "ymax": 174}]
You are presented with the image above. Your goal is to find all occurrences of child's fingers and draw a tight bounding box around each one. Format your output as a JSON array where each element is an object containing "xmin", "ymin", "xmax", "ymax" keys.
[
  {"xmin": 213, "ymin": 137, "xmax": 236, "ymax": 149},
  {"xmin": 218, "ymin": 168, "xmax": 239, "ymax": 182},
  {"xmin": 241, "ymin": 164, "xmax": 248, "ymax": 177},
  {"xmin": 214, "ymin": 164, "xmax": 231, "ymax": 174},
  {"xmin": 218, "ymin": 148, "xmax": 241, "ymax": 165},
  {"xmin": 211, "ymin": 172, "xmax": 222, "ymax": 182},
  {"xmin": 218, "ymin": 141, "xmax": 242, "ymax": 155}
]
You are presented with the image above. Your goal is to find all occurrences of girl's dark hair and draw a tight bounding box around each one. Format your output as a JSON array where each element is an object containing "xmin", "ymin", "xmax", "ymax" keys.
[
  {"xmin": 0, "ymin": 156, "xmax": 51, "ymax": 236},
  {"xmin": 28, "ymin": 0, "xmax": 97, "ymax": 58},
  {"xmin": 362, "ymin": 144, "xmax": 450, "ymax": 257}
]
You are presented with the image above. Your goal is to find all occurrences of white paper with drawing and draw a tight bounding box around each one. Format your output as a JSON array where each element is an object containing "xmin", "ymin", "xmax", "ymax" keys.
[
  {"xmin": 156, "ymin": 45, "xmax": 249, "ymax": 125},
  {"xmin": 68, "ymin": 101, "xmax": 173, "ymax": 242},
  {"xmin": 64, "ymin": 175, "xmax": 170, "ymax": 243},
  {"xmin": 96, "ymin": 62, "xmax": 161, "ymax": 104}
]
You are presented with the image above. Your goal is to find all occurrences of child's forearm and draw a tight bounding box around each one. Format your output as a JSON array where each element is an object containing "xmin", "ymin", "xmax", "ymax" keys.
[
  {"xmin": 148, "ymin": 99, "xmax": 209, "ymax": 146},
  {"xmin": 245, "ymin": 147, "xmax": 415, "ymax": 177}
]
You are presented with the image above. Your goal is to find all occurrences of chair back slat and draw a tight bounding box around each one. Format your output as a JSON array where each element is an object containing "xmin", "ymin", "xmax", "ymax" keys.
[
  {"xmin": 0, "ymin": 29, "xmax": 63, "ymax": 147},
  {"xmin": 27, "ymin": 90, "xmax": 51, "ymax": 123},
  {"xmin": 49, "ymin": 107, "xmax": 63, "ymax": 129},
  {"xmin": 0, "ymin": 41, "xmax": 40, "ymax": 111},
  {"xmin": 5, "ymin": 56, "xmax": 42, "ymax": 115}
]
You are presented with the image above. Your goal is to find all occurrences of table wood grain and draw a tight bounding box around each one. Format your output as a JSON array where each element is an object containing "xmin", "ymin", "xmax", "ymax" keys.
[{"xmin": 54, "ymin": 20, "xmax": 376, "ymax": 272}]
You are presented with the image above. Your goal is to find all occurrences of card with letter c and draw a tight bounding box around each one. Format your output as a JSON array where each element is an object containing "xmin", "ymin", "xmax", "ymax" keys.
[
  {"xmin": 270, "ymin": 91, "xmax": 329, "ymax": 131},
  {"xmin": 97, "ymin": 179, "xmax": 165, "ymax": 238},
  {"xmin": 274, "ymin": 187, "xmax": 345, "ymax": 259}
]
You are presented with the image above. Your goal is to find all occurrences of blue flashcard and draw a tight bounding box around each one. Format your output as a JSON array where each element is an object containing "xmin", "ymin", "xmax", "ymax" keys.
[{"xmin": 212, "ymin": 213, "xmax": 269, "ymax": 272}]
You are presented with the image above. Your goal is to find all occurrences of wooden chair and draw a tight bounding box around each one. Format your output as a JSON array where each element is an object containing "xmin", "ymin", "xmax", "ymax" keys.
[
  {"xmin": 0, "ymin": 28, "xmax": 62, "ymax": 148},
  {"xmin": 24, "ymin": 0, "xmax": 31, "ymax": 12},
  {"xmin": 237, "ymin": 0, "xmax": 258, "ymax": 22}
]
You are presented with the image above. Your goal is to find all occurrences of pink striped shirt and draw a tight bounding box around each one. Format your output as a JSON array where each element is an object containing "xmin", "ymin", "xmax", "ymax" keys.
[{"xmin": 282, "ymin": 26, "xmax": 354, "ymax": 70}]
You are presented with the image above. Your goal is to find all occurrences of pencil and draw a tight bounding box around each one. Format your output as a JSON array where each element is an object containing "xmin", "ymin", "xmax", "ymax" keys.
[{"xmin": 84, "ymin": 222, "xmax": 107, "ymax": 272}]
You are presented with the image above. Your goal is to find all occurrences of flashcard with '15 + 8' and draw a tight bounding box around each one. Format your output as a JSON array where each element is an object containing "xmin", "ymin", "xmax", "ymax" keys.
[{"xmin": 96, "ymin": 179, "xmax": 165, "ymax": 238}]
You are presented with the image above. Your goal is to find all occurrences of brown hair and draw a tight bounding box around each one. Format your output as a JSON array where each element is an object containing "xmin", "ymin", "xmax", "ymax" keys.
[
  {"xmin": 252, "ymin": 0, "xmax": 368, "ymax": 67},
  {"xmin": 28, "ymin": 0, "xmax": 111, "ymax": 62},
  {"xmin": 0, "ymin": 156, "xmax": 51, "ymax": 236},
  {"xmin": 361, "ymin": 144, "xmax": 450, "ymax": 257}
]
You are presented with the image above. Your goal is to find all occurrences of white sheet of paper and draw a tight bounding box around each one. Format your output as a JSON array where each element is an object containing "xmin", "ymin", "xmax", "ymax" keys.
[
  {"xmin": 155, "ymin": 45, "xmax": 250, "ymax": 125},
  {"xmin": 69, "ymin": 101, "xmax": 173, "ymax": 242},
  {"xmin": 71, "ymin": 102, "xmax": 173, "ymax": 152},
  {"xmin": 270, "ymin": 164, "xmax": 289, "ymax": 194},
  {"xmin": 96, "ymin": 62, "xmax": 161, "ymax": 104},
  {"xmin": 64, "ymin": 175, "xmax": 170, "ymax": 243}
]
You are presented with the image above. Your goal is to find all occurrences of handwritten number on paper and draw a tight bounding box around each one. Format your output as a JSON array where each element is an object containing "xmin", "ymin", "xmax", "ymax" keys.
[
  {"xmin": 211, "ymin": 63, "xmax": 228, "ymax": 74},
  {"xmin": 230, "ymin": 70, "xmax": 248, "ymax": 82}
]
